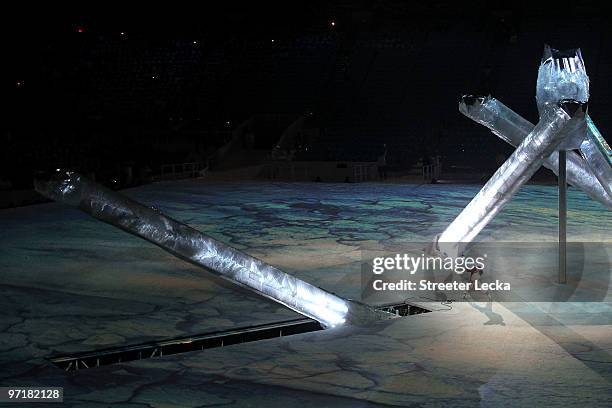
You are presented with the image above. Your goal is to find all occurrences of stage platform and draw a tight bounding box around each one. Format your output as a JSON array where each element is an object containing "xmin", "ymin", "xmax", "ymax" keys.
[{"xmin": 0, "ymin": 180, "xmax": 610, "ymax": 406}]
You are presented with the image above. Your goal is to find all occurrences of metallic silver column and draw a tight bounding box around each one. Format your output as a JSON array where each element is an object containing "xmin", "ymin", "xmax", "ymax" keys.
[
  {"xmin": 437, "ymin": 101, "xmax": 585, "ymax": 258},
  {"xmin": 559, "ymin": 150, "xmax": 567, "ymax": 284},
  {"xmin": 459, "ymin": 96, "xmax": 612, "ymax": 209},
  {"xmin": 35, "ymin": 172, "xmax": 391, "ymax": 328},
  {"xmin": 581, "ymin": 116, "xmax": 612, "ymax": 200}
]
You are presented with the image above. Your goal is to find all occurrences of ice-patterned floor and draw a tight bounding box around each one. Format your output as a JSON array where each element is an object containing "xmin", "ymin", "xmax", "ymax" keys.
[{"xmin": 0, "ymin": 180, "xmax": 610, "ymax": 406}]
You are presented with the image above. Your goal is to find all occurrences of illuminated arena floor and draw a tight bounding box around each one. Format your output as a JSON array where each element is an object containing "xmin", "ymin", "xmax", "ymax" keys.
[{"xmin": 0, "ymin": 180, "xmax": 611, "ymax": 406}]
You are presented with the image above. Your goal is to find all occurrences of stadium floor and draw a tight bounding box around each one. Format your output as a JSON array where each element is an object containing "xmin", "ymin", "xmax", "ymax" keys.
[{"xmin": 1, "ymin": 180, "xmax": 610, "ymax": 406}]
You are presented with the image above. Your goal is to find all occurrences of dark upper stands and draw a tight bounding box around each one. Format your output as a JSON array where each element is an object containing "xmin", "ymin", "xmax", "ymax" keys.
[{"xmin": 4, "ymin": 5, "xmax": 611, "ymax": 189}]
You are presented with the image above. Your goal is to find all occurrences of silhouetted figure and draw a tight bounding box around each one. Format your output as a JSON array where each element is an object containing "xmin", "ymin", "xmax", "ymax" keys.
[
  {"xmin": 377, "ymin": 144, "xmax": 387, "ymax": 181},
  {"xmin": 462, "ymin": 265, "xmax": 491, "ymax": 301}
]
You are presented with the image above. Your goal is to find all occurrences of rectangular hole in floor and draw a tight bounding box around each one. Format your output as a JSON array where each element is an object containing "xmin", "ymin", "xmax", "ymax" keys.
[
  {"xmin": 377, "ymin": 302, "xmax": 430, "ymax": 317},
  {"xmin": 50, "ymin": 302, "xmax": 429, "ymax": 372}
]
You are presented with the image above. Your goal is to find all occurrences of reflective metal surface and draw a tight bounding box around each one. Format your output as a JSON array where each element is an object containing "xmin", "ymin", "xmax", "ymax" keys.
[
  {"xmin": 581, "ymin": 117, "xmax": 612, "ymax": 199},
  {"xmin": 440, "ymin": 45, "xmax": 609, "ymax": 257},
  {"xmin": 536, "ymin": 45, "xmax": 589, "ymax": 149},
  {"xmin": 459, "ymin": 95, "xmax": 612, "ymax": 209},
  {"xmin": 34, "ymin": 172, "xmax": 392, "ymax": 328},
  {"xmin": 438, "ymin": 102, "xmax": 585, "ymax": 258}
]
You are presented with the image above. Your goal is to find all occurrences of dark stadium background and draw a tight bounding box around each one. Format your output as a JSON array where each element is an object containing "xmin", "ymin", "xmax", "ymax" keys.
[{"xmin": 3, "ymin": 1, "xmax": 610, "ymax": 192}]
